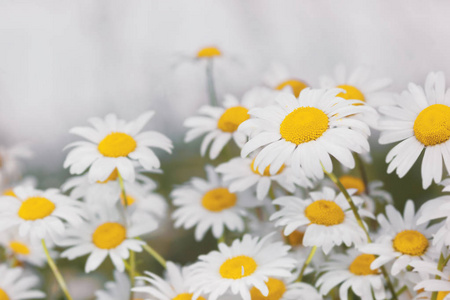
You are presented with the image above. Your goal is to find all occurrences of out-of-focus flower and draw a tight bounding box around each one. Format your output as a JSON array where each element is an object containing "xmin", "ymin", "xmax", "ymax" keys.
[
  {"xmin": 0, "ymin": 144, "xmax": 32, "ymax": 189},
  {"xmin": 95, "ymin": 270, "xmax": 134, "ymax": 300},
  {"xmin": 0, "ymin": 264, "xmax": 46, "ymax": 299},
  {"xmin": 262, "ymin": 62, "xmax": 309, "ymax": 98},
  {"xmin": 411, "ymin": 260, "xmax": 450, "ymax": 300}
]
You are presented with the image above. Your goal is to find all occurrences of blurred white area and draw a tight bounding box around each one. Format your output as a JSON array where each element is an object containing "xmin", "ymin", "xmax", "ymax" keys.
[{"xmin": 0, "ymin": 0, "xmax": 449, "ymax": 174}]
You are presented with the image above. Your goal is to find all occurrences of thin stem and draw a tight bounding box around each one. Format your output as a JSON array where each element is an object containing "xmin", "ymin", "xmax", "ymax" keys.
[
  {"xmin": 124, "ymin": 260, "xmax": 142, "ymax": 277},
  {"xmin": 117, "ymin": 172, "xmax": 129, "ymax": 208},
  {"xmin": 141, "ymin": 241, "xmax": 167, "ymax": 269},
  {"xmin": 395, "ymin": 285, "xmax": 408, "ymax": 297},
  {"xmin": 206, "ymin": 59, "xmax": 218, "ymax": 106},
  {"xmin": 296, "ymin": 246, "xmax": 317, "ymax": 282},
  {"xmin": 41, "ymin": 239, "xmax": 73, "ymax": 300},
  {"xmin": 218, "ymin": 234, "xmax": 225, "ymax": 245},
  {"xmin": 354, "ymin": 154, "xmax": 370, "ymax": 195}
]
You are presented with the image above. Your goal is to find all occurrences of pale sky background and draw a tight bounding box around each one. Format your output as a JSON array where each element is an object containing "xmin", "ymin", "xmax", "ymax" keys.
[{"xmin": 0, "ymin": 0, "xmax": 449, "ymax": 176}]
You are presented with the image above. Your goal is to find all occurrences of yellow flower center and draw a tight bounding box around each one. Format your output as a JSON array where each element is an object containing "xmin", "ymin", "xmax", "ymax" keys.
[
  {"xmin": 437, "ymin": 292, "xmax": 450, "ymax": 300},
  {"xmin": 92, "ymin": 222, "xmax": 126, "ymax": 249},
  {"xmin": 173, "ymin": 293, "xmax": 206, "ymax": 300},
  {"xmin": 336, "ymin": 85, "xmax": 365, "ymax": 103},
  {"xmin": 219, "ymin": 255, "xmax": 258, "ymax": 279},
  {"xmin": 0, "ymin": 289, "xmax": 9, "ymax": 300},
  {"xmin": 18, "ymin": 197, "xmax": 56, "ymax": 221},
  {"xmin": 286, "ymin": 230, "xmax": 304, "ymax": 247},
  {"xmin": 393, "ymin": 230, "xmax": 429, "ymax": 256},
  {"xmin": 250, "ymin": 277, "xmax": 287, "ymax": 300},
  {"xmin": 96, "ymin": 169, "xmax": 119, "ymax": 184},
  {"xmin": 276, "ymin": 79, "xmax": 308, "ymax": 98},
  {"xmin": 201, "ymin": 188, "xmax": 237, "ymax": 212},
  {"xmin": 9, "ymin": 241, "xmax": 30, "ymax": 255},
  {"xmin": 250, "ymin": 158, "xmax": 285, "ymax": 176},
  {"xmin": 217, "ymin": 106, "xmax": 250, "ymax": 133},
  {"xmin": 197, "ymin": 46, "xmax": 221, "ymax": 58},
  {"xmin": 97, "ymin": 132, "xmax": 137, "ymax": 158},
  {"xmin": 413, "ymin": 104, "xmax": 450, "ymax": 146},
  {"xmin": 280, "ymin": 107, "xmax": 329, "ymax": 145},
  {"xmin": 2, "ymin": 189, "xmax": 16, "ymax": 197},
  {"xmin": 349, "ymin": 254, "xmax": 379, "ymax": 275},
  {"xmin": 339, "ymin": 176, "xmax": 366, "ymax": 195},
  {"xmin": 305, "ymin": 200, "xmax": 345, "ymax": 226},
  {"xmin": 120, "ymin": 194, "xmax": 136, "ymax": 206}
]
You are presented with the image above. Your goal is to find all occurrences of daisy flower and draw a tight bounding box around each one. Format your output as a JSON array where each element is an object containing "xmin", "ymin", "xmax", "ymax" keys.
[
  {"xmin": 172, "ymin": 166, "xmax": 258, "ymax": 241},
  {"xmin": 0, "ymin": 265, "xmax": 45, "ymax": 299},
  {"xmin": 411, "ymin": 260, "xmax": 450, "ymax": 300},
  {"xmin": 133, "ymin": 261, "xmax": 207, "ymax": 300},
  {"xmin": 361, "ymin": 200, "xmax": 438, "ymax": 275},
  {"xmin": 64, "ymin": 111, "xmax": 173, "ymax": 183},
  {"xmin": 184, "ymin": 88, "xmax": 270, "ymax": 159},
  {"xmin": 270, "ymin": 187, "xmax": 368, "ymax": 254},
  {"xmin": 249, "ymin": 276, "xmax": 322, "ymax": 300},
  {"xmin": 316, "ymin": 249, "xmax": 386, "ymax": 300},
  {"xmin": 95, "ymin": 270, "xmax": 133, "ymax": 300},
  {"xmin": 378, "ymin": 71, "xmax": 450, "ymax": 189},
  {"xmin": 60, "ymin": 206, "xmax": 157, "ymax": 273},
  {"xmin": 262, "ymin": 62, "xmax": 309, "ymax": 98},
  {"xmin": 215, "ymin": 156, "xmax": 312, "ymax": 200},
  {"xmin": 240, "ymin": 88, "xmax": 370, "ymax": 180},
  {"xmin": 0, "ymin": 186, "xmax": 84, "ymax": 241},
  {"xmin": 188, "ymin": 234, "xmax": 297, "ymax": 300},
  {"xmin": 417, "ymin": 195, "xmax": 450, "ymax": 251}
]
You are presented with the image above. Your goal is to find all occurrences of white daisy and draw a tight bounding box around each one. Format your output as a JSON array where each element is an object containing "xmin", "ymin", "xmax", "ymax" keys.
[
  {"xmin": 316, "ymin": 249, "xmax": 386, "ymax": 300},
  {"xmin": 172, "ymin": 166, "xmax": 259, "ymax": 241},
  {"xmin": 270, "ymin": 187, "xmax": 368, "ymax": 254},
  {"xmin": 248, "ymin": 276, "xmax": 322, "ymax": 300},
  {"xmin": 361, "ymin": 200, "xmax": 438, "ymax": 275},
  {"xmin": 184, "ymin": 88, "xmax": 270, "ymax": 160},
  {"xmin": 0, "ymin": 186, "xmax": 84, "ymax": 242},
  {"xmin": 60, "ymin": 206, "xmax": 157, "ymax": 273},
  {"xmin": 240, "ymin": 88, "xmax": 370, "ymax": 180},
  {"xmin": 262, "ymin": 62, "xmax": 309, "ymax": 98},
  {"xmin": 378, "ymin": 71, "xmax": 450, "ymax": 189},
  {"xmin": 188, "ymin": 234, "xmax": 297, "ymax": 300},
  {"xmin": 64, "ymin": 111, "xmax": 173, "ymax": 183},
  {"xmin": 0, "ymin": 264, "xmax": 45, "ymax": 299},
  {"xmin": 95, "ymin": 270, "xmax": 133, "ymax": 300},
  {"xmin": 411, "ymin": 260, "xmax": 450, "ymax": 300},
  {"xmin": 0, "ymin": 144, "xmax": 32, "ymax": 189},
  {"xmin": 216, "ymin": 156, "xmax": 312, "ymax": 200}
]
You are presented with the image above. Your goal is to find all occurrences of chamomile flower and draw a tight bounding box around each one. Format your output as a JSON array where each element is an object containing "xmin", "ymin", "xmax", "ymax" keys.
[
  {"xmin": 189, "ymin": 234, "xmax": 297, "ymax": 300},
  {"xmin": 361, "ymin": 200, "xmax": 438, "ymax": 275},
  {"xmin": 172, "ymin": 166, "xmax": 258, "ymax": 241},
  {"xmin": 0, "ymin": 186, "xmax": 83, "ymax": 241},
  {"xmin": 248, "ymin": 276, "xmax": 322, "ymax": 300},
  {"xmin": 316, "ymin": 249, "xmax": 386, "ymax": 300},
  {"xmin": 417, "ymin": 195, "xmax": 450, "ymax": 251},
  {"xmin": 240, "ymin": 88, "xmax": 370, "ymax": 180},
  {"xmin": 184, "ymin": 88, "xmax": 269, "ymax": 159},
  {"xmin": 216, "ymin": 156, "xmax": 312, "ymax": 200},
  {"xmin": 64, "ymin": 111, "xmax": 173, "ymax": 183},
  {"xmin": 411, "ymin": 260, "xmax": 450, "ymax": 300},
  {"xmin": 95, "ymin": 270, "xmax": 134, "ymax": 300},
  {"xmin": 60, "ymin": 207, "xmax": 157, "ymax": 273},
  {"xmin": 0, "ymin": 144, "xmax": 32, "ymax": 188},
  {"xmin": 0, "ymin": 265, "xmax": 45, "ymax": 299},
  {"xmin": 270, "ymin": 187, "xmax": 368, "ymax": 254},
  {"xmin": 378, "ymin": 71, "xmax": 450, "ymax": 189},
  {"xmin": 133, "ymin": 261, "xmax": 206, "ymax": 300},
  {"xmin": 262, "ymin": 62, "xmax": 309, "ymax": 98}
]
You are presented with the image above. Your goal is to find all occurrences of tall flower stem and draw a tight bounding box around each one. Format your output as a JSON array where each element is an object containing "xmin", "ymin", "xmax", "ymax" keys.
[
  {"xmin": 296, "ymin": 246, "xmax": 317, "ymax": 282},
  {"xmin": 354, "ymin": 154, "xmax": 370, "ymax": 195},
  {"xmin": 140, "ymin": 240, "xmax": 167, "ymax": 269},
  {"xmin": 206, "ymin": 59, "xmax": 218, "ymax": 106},
  {"xmin": 41, "ymin": 239, "xmax": 73, "ymax": 300}
]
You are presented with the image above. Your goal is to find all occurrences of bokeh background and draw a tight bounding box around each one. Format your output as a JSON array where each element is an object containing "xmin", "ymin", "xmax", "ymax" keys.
[{"xmin": 0, "ymin": 1, "xmax": 449, "ymax": 298}]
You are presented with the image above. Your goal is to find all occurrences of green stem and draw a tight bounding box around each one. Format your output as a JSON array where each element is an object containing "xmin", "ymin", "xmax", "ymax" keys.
[
  {"xmin": 395, "ymin": 285, "xmax": 407, "ymax": 297},
  {"xmin": 124, "ymin": 260, "xmax": 142, "ymax": 277},
  {"xmin": 431, "ymin": 253, "xmax": 449, "ymax": 300},
  {"xmin": 206, "ymin": 59, "xmax": 218, "ymax": 106},
  {"xmin": 117, "ymin": 172, "xmax": 129, "ymax": 208},
  {"xmin": 141, "ymin": 242, "xmax": 167, "ymax": 269},
  {"xmin": 296, "ymin": 246, "xmax": 317, "ymax": 282},
  {"xmin": 41, "ymin": 239, "xmax": 73, "ymax": 300},
  {"xmin": 218, "ymin": 234, "xmax": 225, "ymax": 244},
  {"xmin": 354, "ymin": 154, "xmax": 370, "ymax": 195}
]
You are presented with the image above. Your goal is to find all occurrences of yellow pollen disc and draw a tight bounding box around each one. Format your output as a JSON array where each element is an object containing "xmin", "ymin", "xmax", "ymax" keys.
[
  {"xmin": 349, "ymin": 254, "xmax": 379, "ymax": 275},
  {"xmin": 280, "ymin": 107, "xmax": 329, "ymax": 145},
  {"xmin": 305, "ymin": 200, "xmax": 345, "ymax": 226},
  {"xmin": 393, "ymin": 230, "xmax": 429, "ymax": 256},
  {"xmin": 172, "ymin": 293, "xmax": 206, "ymax": 300},
  {"xmin": 98, "ymin": 132, "xmax": 137, "ymax": 158},
  {"xmin": 250, "ymin": 278, "xmax": 287, "ymax": 300},
  {"xmin": 97, "ymin": 168, "xmax": 119, "ymax": 184},
  {"xmin": 9, "ymin": 241, "xmax": 30, "ymax": 255},
  {"xmin": 286, "ymin": 230, "xmax": 304, "ymax": 247},
  {"xmin": 219, "ymin": 255, "xmax": 257, "ymax": 279},
  {"xmin": 120, "ymin": 194, "xmax": 136, "ymax": 206},
  {"xmin": 217, "ymin": 106, "xmax": 250, "ymax": 133},
  {"xmin": 201, "ymin": 188, "xmax": 237, "ymax": 212},
  {"xmin": 18, "ymin": 197, "xmax": 55, "ymax": 221},
  {"xmin": 2, "ymin": 189, "xmax": 16, "ymax": 197},
  {"xmin": 437, "ymin": 292, "xmax": 450, "ymax": 300},
  {"xmin": 92, "ymin": 222, "xmax": 126, "ymax": 249},
  {"xmin": 413, "ymin": 104, "xmax": 450, "ymax": 146},
  {"xmin": 197, "ymin": 46, "xmax": 221, "ymax": 58},
  {"xmin": 336, "ymin": 85, "xmax": 365, "ymax": 103},
  {"xmin": 250, "ymin": 158, "xmax": 285, "ymax": 176},
  {"xmin": 339, "ymin": 176, "xmax": 366, "ymax": 195},
  {"xmin": 0, "ymin": 289, "xmax": 9, "ymax": 300},
  {"xmin": 276, "ymin": 79, "xmax": 308, "ymax": 98}
]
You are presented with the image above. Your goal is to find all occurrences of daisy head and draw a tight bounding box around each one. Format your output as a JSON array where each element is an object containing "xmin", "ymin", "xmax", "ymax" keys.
[
  {"xmin": 64, "ymin": 111, "xmax": 173, "ymax": 183},
  {"xmin": 361, "ymin": 200, "xmax": 438, "ymax": 275},
  {"xmin": 249, "ymin": 276, "xmax": 322, "ymax": 300},
  {"xmin": 95, "ymin": 270, "xmax": 135, "ymax": 300},
  {"xmin": 262, "ymin": 62, "xmax": 309, "ymax": 98},
  {"xmin": 240, "ymin": 88, "xmax": 370, "ymax": 180},
  {"xmin": 172, "ymin": 165, "xmax": 258, "ymax": 241},
  {"xmin": 189, "ymin": 234, "xmax": 297, "ymax": 300},
  {"xmin": 0, "ymin": 186, "xmax": 83, "ymax": 242},
  {"xmin": 378, "ymin": 71, "xmax": 450, "ymax": 188},
  {"xmin": 411, "ymin": 260, "xmax": 450, "ymax": 300},
  {"xmin": 196, "ymin": 46, "xmax": 222, "ymax": 60},
  {"xmin": 0, "ymin": 264, "xmax": 45, "ymax": 299},
  {"xmin": 270, "ymin": 187, "xmax": 368, "ymax": 254}
]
